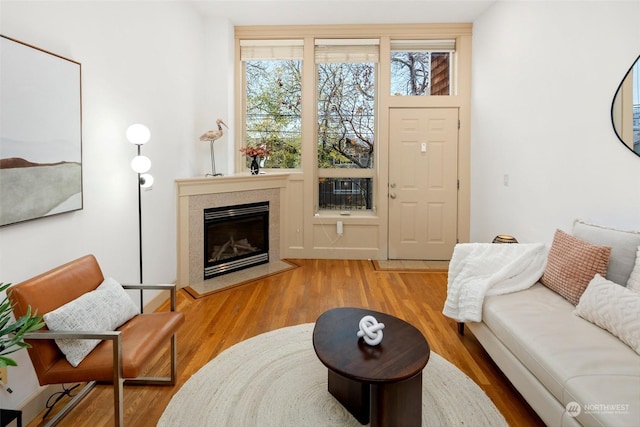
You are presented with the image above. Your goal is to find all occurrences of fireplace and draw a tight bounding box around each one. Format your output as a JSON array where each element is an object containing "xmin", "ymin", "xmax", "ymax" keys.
[{"xmin": 203, "ymin": 201, "xmax": 269, "ymax": 279}]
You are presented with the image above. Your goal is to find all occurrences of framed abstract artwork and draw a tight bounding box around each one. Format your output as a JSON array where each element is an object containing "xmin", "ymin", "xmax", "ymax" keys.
[{"xmin": 0, "ymin": 35, "xmax": 82, "ymax": 227}]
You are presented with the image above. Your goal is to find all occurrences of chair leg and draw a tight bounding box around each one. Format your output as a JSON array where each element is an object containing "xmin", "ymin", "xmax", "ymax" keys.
[
  {"xmin": 171, "ymin": 333, "xmax": 178, "ymax": 385},
  {"xmin": 114, "ymin": 377, "xmax": 124, "ymax": 427},
  {"xmin": 112, "ymin": 333, "xmax": 124, "ymax": 427}
]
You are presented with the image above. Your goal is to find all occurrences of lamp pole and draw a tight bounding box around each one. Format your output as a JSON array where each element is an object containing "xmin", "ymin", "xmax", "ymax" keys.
[
  {"xmin": 127, "ymin": 124, "xmax": 152, "ymax": 313},
  {"xmin": 137, "ymin": 144, "xmax": 143, "ymax": 306}
]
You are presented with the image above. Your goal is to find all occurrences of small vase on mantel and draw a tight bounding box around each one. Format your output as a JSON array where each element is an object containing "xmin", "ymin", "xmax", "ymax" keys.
[{"xmin": 250, "ymin": 156, "xmax": 259, "ymax": 175}]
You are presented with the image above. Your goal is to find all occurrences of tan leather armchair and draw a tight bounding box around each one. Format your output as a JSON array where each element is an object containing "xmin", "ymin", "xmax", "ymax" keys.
[{"xmin": 8, "ymin": 254, "xmax": 185, "ymax": 426}]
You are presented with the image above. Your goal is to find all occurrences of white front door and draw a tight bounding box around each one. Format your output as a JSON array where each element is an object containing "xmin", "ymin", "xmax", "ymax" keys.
[{"xmin": 388, "ymin": 108, "xmax": 459, "ymax": 260}]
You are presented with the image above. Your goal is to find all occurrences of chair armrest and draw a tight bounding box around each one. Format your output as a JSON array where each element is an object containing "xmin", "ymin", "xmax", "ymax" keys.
[
  {"xmin": 27, "ymin": 330, "xmax": 121, "ymax": 341},
  {"xmin": 122, "ymin": 283, "xmax": 178, "ymax": 311},
  {"xmin": 27, "ymin": 330, "xmax": 123, "ymax": 382},
  {"xmin": 122, "ymin": 284, "xmax": 175, "ymax": 291}
]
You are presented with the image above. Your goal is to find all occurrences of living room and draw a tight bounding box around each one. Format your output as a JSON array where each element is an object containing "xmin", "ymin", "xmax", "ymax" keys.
[{"xmin": 1, "ymin": 0, "xmax": 639, "ymax": 425}]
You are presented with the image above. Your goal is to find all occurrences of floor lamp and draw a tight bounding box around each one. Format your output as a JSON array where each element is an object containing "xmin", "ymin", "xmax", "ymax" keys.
[{"xmin": 127, "ymin": 124, "xmax": 153, "ymax": 312}]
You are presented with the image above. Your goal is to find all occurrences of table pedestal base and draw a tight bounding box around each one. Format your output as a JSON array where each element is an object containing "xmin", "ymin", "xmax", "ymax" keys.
[{"xmin": 328, "ymin": 370, "xmax": 423, "ymax": 427}]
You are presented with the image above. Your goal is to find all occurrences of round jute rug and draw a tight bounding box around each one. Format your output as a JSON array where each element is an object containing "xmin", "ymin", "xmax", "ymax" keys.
[{"xmin": 158, "ymin": 323, "xmax": 507, "ymax": 426}]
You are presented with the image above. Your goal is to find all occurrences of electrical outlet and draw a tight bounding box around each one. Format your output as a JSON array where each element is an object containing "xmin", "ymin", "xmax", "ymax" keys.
[
  {"xmin": 336, "ymin": 221, "xmax": 343, "ymax": 235},
  {"xmin": 0, "ymin": 366, "xmax": 7, "ymax": 384}
]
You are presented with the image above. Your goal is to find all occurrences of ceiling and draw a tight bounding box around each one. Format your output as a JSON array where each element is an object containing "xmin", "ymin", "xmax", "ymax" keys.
[{"xmin": 187, "ymin": 0, "xmax": 497, "ymax": 26}]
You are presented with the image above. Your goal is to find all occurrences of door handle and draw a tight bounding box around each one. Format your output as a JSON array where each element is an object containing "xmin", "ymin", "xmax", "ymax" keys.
[
  {"xmin": 389, "ymin": 183, "xmax": 396, "ymax": 188},
  {"xmin": 389, "ymin": 193, "xmax": 397, "ymax": 199}
]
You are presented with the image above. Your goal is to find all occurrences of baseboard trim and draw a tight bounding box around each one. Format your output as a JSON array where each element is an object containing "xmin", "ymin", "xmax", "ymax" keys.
[{"xmin": 17, "ymin": 384, "xmax": 57, "ymax": 426}]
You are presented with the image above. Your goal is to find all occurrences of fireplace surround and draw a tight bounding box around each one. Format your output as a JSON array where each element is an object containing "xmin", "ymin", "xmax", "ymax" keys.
[{"xmin": 176, "ymin": 174, "xmax": 287, "ymax": 288}]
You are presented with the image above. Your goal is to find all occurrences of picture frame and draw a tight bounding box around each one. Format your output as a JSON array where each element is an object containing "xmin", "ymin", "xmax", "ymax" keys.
[{"xmin": 0, "ymin": 35, "xmax": 82, "ymax": 227}]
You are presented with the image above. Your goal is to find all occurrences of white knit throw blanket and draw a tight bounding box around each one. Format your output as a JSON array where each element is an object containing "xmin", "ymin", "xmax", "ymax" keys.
[{"xmin": 442, "ymin": 243, "xmax": 547, "ymax": 323}]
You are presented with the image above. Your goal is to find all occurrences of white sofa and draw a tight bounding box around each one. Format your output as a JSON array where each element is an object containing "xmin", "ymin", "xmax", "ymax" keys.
[{"xmin": 465, "ymin": 220, "xmax": 640, "ymax": 427}]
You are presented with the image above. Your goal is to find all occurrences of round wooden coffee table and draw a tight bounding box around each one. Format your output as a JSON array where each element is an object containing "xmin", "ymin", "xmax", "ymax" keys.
[{"xmin": 312, "ymin": 307, "xmax": 430, "ymax": 427}]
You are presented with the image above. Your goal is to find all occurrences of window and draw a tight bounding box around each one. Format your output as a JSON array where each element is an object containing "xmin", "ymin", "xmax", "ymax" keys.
[
  {"xmin": 316, "ymin": 39, "xmax": 378, "ymax": 211},
  {"xmin": 390, "ymin": 40, "xmax": 455, "ymax": 96},
  {"xmin": 237, "ymin": 28, "xmax": 466, "ymax": 217},
  {"xmin": 241, "ymin": 40, "xmax": 303, "ymax": 168},
  {"xmin": 333, "ymin": 179, "xmax": 360, "ymax": 194},
  {"xmin": 320, "ymin": 177, "xmax": 373, "ymax": 210}
]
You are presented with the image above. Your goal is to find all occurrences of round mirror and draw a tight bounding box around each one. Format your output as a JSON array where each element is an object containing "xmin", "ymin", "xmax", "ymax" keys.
[{"xmin": 611, "ymin": 54, "xmax": 640, "ymax": 157}]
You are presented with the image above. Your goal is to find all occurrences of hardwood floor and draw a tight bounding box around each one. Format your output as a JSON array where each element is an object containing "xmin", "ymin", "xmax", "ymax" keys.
[{"xmin": 27, "ymin": 259, "xmax": 544, "ymax": 427}]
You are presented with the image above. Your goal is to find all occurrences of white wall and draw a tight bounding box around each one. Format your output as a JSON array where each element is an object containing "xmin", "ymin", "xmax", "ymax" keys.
[
  {"xmin": 198, "ymin": 17, "xmax": 235, "ymax": 176},
  {"xmin": 0, "ymin": 0, "xmax": 209, "ymax": 408},
  {"xmin": 471, "ymin": 1, "xmax": 640, "ymax": 244}
]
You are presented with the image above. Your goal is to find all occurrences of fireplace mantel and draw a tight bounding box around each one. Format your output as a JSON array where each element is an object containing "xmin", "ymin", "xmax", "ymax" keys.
[
  {"xmin": 176, "ymin": 173, "xmax": 291, "ymax": 197},
  {"xmin": 176, "ymin": 173, "xmax": 291, "ymax": 288}
]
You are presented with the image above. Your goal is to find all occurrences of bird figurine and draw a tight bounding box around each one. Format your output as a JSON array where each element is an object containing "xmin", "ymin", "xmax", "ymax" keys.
[
  {"xmin": 200, "ymin": 119, "xmax": 228, "ymax": 142},
  {"xmin": 200, "ymin": 119, "xmax": 228, "ymax": 177}
]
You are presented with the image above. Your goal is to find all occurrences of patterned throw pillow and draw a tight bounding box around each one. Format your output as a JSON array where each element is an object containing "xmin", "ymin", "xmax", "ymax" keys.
[
  {"xmin": 575, "ymin": 274, "xmax": 640, "ymax": 354},
  {"xmin": 43, "ymin": 277, "xmax": 139, "ymax": 367},
  {"xmin": 540, "ymin": 229, "xmax": 611, "ymax": 305},
  {"xmin": 628, "ymin": 246, "xmax": 640, "ymax": 293}
]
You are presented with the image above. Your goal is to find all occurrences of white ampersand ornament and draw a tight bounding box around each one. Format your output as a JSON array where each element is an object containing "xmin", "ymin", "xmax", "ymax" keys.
[{"xmin": 357, "ymin": 315, "xmax": 385, "ymax": 346}]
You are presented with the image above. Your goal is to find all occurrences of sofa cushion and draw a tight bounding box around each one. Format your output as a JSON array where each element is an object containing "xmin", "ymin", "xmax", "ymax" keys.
[
  {"xmin": 628, "ymin": 246, "xmax": 640, "ymax": 292},
  {"xmin": 481, "ymin": 283, "xmax": 640, "ymax": 426},
  {"xmin": 573, "ymin": 219, "xmax": 640, "ymax": 285},
  {"xmin": 563, "ymin": 375, "xmax": 640, "ymax": 427},
  {"xmin": 574, "ymin": 274, "xmax": 640, "ymax": 354},
  {"xmin": 540, "ymin": 229, "xmax": 611, "ymax": 305},
  {"xmin": 43, "ymin": 277, "xmax": 139, "ymax": 367}
]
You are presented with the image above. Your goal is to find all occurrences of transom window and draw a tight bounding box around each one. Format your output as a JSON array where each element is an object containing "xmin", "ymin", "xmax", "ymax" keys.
[{"xmin": 390, "ymin": 39, "xmax": 455, "ymax": 96}]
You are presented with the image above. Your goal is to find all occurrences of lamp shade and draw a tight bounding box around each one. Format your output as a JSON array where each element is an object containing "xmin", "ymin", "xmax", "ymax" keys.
[
  {"xmin": 126, "ymin": 124, "xmax": 151, "ymax": 145},
  {"xmin": 140, "ymin": 173, "xmax": 154, "ymax": 188},
  {"xmin": 131, "ymin": 155, "xmax": 151, "ymax": 173}
]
